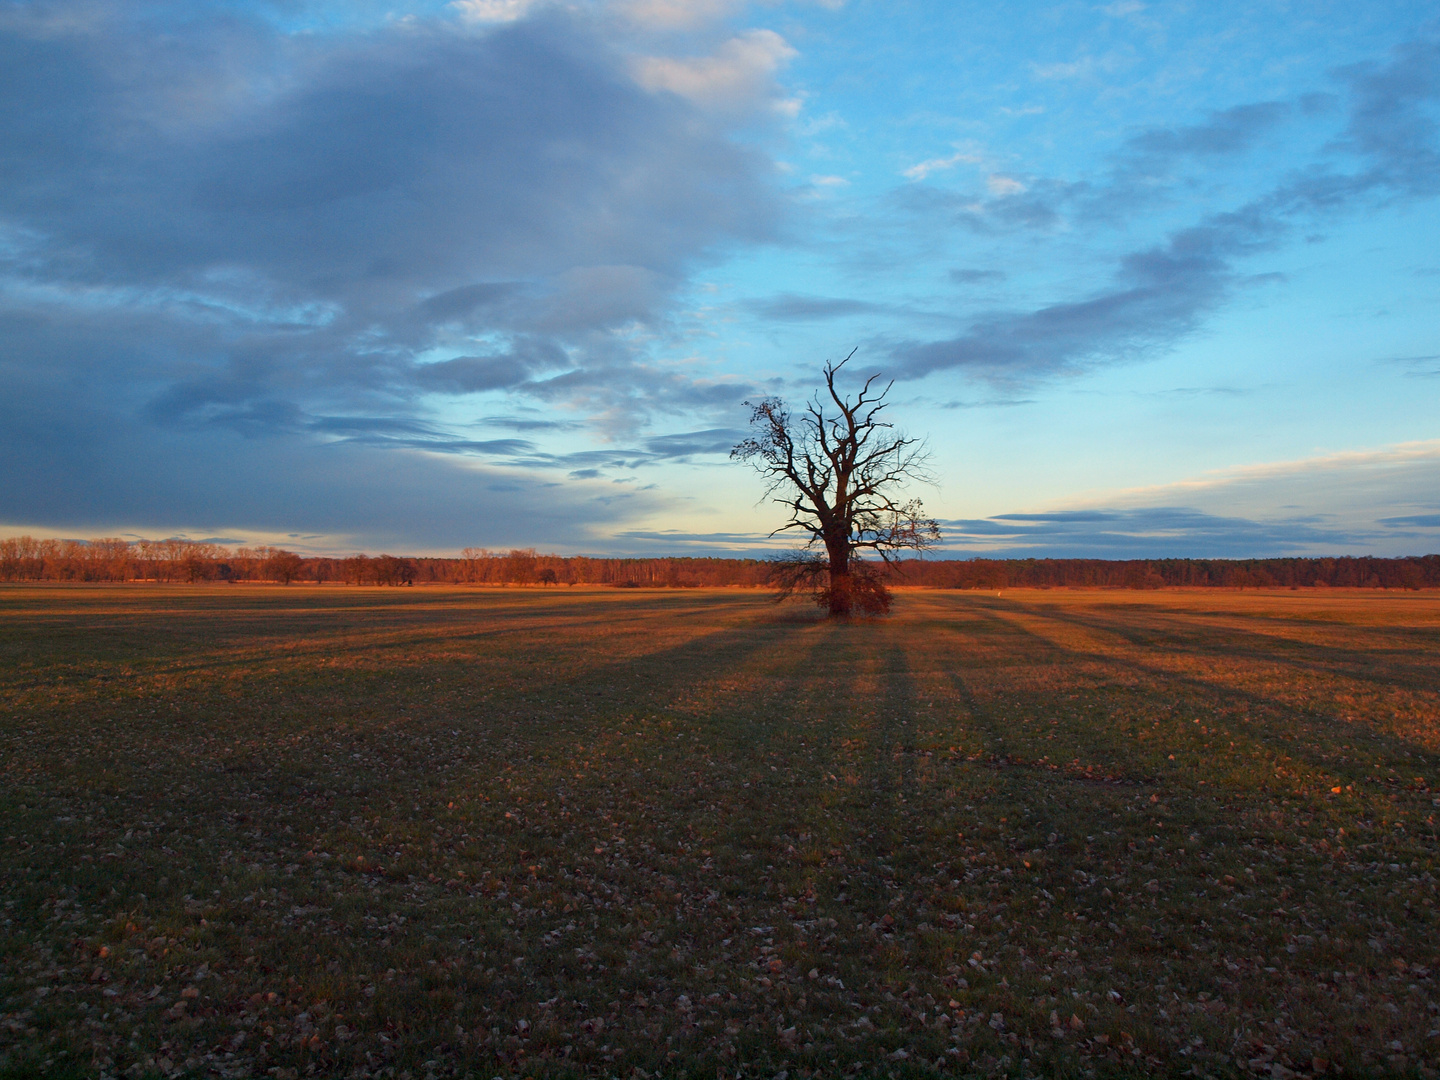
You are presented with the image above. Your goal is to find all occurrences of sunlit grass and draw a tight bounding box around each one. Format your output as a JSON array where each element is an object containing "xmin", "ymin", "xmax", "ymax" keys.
[{"xmin": 1, "ymin": 585, "xmax": 1438, "ymax": 1079}]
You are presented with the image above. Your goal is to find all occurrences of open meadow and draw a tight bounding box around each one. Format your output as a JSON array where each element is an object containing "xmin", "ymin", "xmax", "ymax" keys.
[{"xmin": 2, "ymin": 584, "xmax": 1439, "ymax": 1080}]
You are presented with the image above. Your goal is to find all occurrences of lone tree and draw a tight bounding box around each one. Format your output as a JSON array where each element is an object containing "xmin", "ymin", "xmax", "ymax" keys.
[{"xmin": 732, "ymin": 351, "xmax": 940, "ymax": 616}]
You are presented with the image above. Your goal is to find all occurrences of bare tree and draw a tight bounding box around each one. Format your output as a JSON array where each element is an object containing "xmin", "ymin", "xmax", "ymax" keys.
[
  {"xmin": 732, "ymin": 351, "xmax": 940, "ymax": 616},
  {"xmin": 261, "ymin": 548, "xmax": 304, "ymax": 584},
  {"xmin": 372, "ymin": 555, "xmax": 417, "ymax": 586}
]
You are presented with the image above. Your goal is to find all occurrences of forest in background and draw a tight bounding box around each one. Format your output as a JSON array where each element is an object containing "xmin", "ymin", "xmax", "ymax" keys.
[{"xmin": 2, "ymin": 535, "xmax": 1438, "ymax": 589}]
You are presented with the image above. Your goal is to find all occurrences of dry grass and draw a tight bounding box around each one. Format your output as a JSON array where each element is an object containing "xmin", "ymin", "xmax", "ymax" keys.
[{"xmin": 1, "ymin": 585, "xmax": 1438, "ymax": 1080}]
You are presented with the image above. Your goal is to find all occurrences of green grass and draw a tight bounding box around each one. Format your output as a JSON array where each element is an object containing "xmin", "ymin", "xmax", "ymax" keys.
[{"xmin": 1, "ymin": 584, "xmax": 1439, "ymax": 1079}]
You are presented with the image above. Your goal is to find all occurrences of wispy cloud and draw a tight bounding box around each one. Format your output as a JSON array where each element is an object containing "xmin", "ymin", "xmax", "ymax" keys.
[
  {"xmin": 741, "ymin": 293, "xmax": 893, "ymax": 321},
  {"xmin": 939, "ymin": 506, "xmax": 1361, "ymax": 558},
  {"xmin": 948, "ymin": 268, "xmax": 1006, "ymax": 284},
  {"xmin": 903, "ymin": 148, "xmax": 982, "ymax": 181},
  {"xmin": 1124, "ymin": 101, "xmax": 1292, "ymax": 158},
  {"xmin": 943, "ymin": 440, "xmax": 1440, "ymax": 558},
  {"xmin": 451, "ymin": 0, "xmax": 546, "ymax": 22},
  {"xmin": 890, "ymin": 36, "xmax": 1440, "ymax": 385},
  {"xmin": 1029, "ymin": 52, "xmax": 1127, "ymax": 82}
]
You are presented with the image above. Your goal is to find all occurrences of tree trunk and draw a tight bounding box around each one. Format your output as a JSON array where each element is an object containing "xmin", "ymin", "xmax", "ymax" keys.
[{"xmin": 826, "ymin": 539, "xmax": 852, "ymax": 616}]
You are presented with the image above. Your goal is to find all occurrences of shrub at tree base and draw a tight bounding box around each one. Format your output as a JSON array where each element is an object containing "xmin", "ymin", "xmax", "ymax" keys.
[{"xmin": 768, "ymin": 553, "xmax": 895, "ymax": 615}]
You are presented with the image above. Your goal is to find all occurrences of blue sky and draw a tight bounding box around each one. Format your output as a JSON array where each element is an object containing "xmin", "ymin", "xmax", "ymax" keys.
[{"xmin": 1, "ymin": 0, "xmax": 1437, "ymax": 558}]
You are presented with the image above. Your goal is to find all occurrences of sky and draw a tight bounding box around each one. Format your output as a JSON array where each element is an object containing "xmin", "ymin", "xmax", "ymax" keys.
[{"xmin": 1, "ymin": 0, "xmax": 1437, "ymax": 559}]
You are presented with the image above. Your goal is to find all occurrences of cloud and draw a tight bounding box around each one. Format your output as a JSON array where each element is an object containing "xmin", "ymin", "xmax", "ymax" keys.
[
  {"xmin": 892, "ymin": 213, "xmax": 1248, "ymax": 381},
  {"xmin": 520, "ymin": 359, "xmax": 755, "ymax": 437},
  {"xmin": 633, "ymin": 29, "xmax": 796, "ymax": 113},
  {"xmin": 939, "ymin": 506, "xmax": 1361, "ymax": 559},
  {"xmin": 643, "ymin": 427, "xmax": 746, "ymax": 458},
  {"xmin": 475, "ymin": 414, "xmax": 579, "ymax": 432},
  {"xmin": 934, "ymin": 397, "xmax": 1035, "ymax": 410},
  {"xmin": 1030, "ymin": 53, "xmax": 1126, "ymax": 82},
  {"xmin": 526, "ymin": 265, "xmax": 672, "ymax": 334},
  {"xmin": 949, "ymin": 268, "xmax": 1006, "ymax": 284},
  {"xmin": 609, "ymin": 528, "xmax": 783, "ymax": 555},
  {"xmin": 938, "ymin": 439, "xmax": 1440, "ymax": 558},
  {"xmin": 1334, "ymin": 38, "xmax": 1440, "ymax": 198},
  {"xmin": 890, "ymin": 36, "xmax": 1440, "ymax": 384},
  {"xmin": 615, "ymin": 0, "xmax": 744, "ymax": 29},
  {"xmin": 1114, "ymin": 439, "xmax": 1440, "ymax": 497},
  {"xmin": 415, "ymin": 357, "xmax": 538, "ymax": 395},
  {"xmin": 415, "ymin": 282, "xmax": 521, "ymax": 324},
  {"xmin": 451, "ymin": 0, "xmax": 547, "ymax": 22},
  {"xmin": 742, "ymin": 293, "xmax": 892, "ymax": 321},
  {"xmin": 0, "ymin": 381, "xmax": 654, "ymax": 553},
  {"xmin": 615, "ymin": 0, "xmax": 845, "ymax": 30},
  {"xmin": 0, "ymin": 2, "xmax": 791, "ymax": 542},
  {"xmin": 903, "ymin": 148, "xmax": 982, "ymax": 181},
  {"xmin": 1125, "ymin": 101, "xmax": 1292, "ymax": 159}
]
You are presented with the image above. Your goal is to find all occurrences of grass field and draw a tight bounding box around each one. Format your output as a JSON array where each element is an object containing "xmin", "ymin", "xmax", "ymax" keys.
[{"xmin": 2, "ymin": 585, "xmax": 1439, "ymax": 1080}]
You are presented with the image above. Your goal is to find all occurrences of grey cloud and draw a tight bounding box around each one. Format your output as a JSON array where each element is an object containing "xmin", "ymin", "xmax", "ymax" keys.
[
  {"xmin": 949, "ymin": 268, "xmax": 1006, "ymax": 284},
  {"xmin": 530, "ymin": 447, "xmax": 648, "ymax": 471},
  {"xmin": 522, "ymin": 265, "xmax": 673, "ymax": 335},
  {"xmin": 1378, "ymin": 513, "xmax": 1440, "ymax": 528},
  {"xmin": 940, "ymin": 506, "xmax": 1378, "ymax": 559},
  {"xmin": 1379, "ymin": 353, "xmax": 1440, "ymax": 378},
  {"xmin": 0, "ymin": 385, "xmax": 649, "ymax": 551},
  {"xmin": 307, "ymin": 416, "xmax": 442, "ymax": 437},
  {"xmin": 411, "ymin": 347, "xmax": 560, "ymax": 394},
  {"xmin": 892, "ymin": 37, "xmax": 1440, "ymax": 384},
  {"xmin": 305, "ymin": 414, "xmax": 538, "ymax": 455},
  {"xmin": 743, "ymin": 293, "xmax": 893, "ymax": 321},
  {"xmin": 1334, "ymin": 38, "xmax": 1440, "ymax": 199},
  {"xmin": 618, "ymin": 530, "xmax": 770, "ymax": 544},
  {"xmin": 893, "ymin": 212, "xmax": 1246, "ymax": 380},
  {"xmin": 1299, "ymin": 92, "xmax": 1340, "ymax": 116},
  {"xmin": 643, "ymin": 428, "xmax": 746, "ymax": 458},
  {"xmin": 934, "ymin": 397, "xmax": 1036, "ymax": 409},
  {"xmin": 97, "ymin": 18, "xmax": 771, "ymax": 290},
  {"xmin": 2, "ymin": 9, "xmax": 780, "ymax": 342},
  {"xmin": 382, "ymin": 437, "xmax": 536, "ymax": 455},
  {"xmin": 0, "ymin": 2, "xmax": 787, "ymax": 539},
  {"xmin": 523, "ymin": 358, "xmax": 755, "ymax": 425},
  {"xmin": 416, "ymin": 283, "xmax": 522, "ymax": 324},
  {"xmin": 1148, "ymin": 386, "xmax": 1252, "ymax": 397},
  {"xmin": 740, "ymin": 293, "xmax": 960, "ymax": 329},
  {"xmin": 457, "ymin": 426, "xmax": 751, "ymax": 474},
  {"xmin": 902, "ymin": 178, "xmax": 1086, "ymax": 236},
  {"xmin": 994, "ymin": 510, "xmax": 1120, "ymax": 523},
  {"xmin": 985, "ymin": 183, "xmax": 1069, "ymax": 230},
  {"xmin": 607, "ymin": 530, "xmax": 781, "ymax": 557},
  {"xmin": 1126, "ymin": 101, "xmax": 1291, "ymax": 158},
  {"xmin": 475, "ymin": 415, "xmax": 579, "ymax": 432}
]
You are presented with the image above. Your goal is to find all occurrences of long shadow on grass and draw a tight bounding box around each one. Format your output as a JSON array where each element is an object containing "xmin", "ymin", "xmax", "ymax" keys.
[
  {"xmin": 0, "ymin": 597, "xmax": 830, "ymax": 930},
  {"xmin": 995, "ymin": 595, "xmax": 1440, "ymax": 712},
  {"xmin": 954, "ymin": 597, "xmax": 1440, "ymax": 788}
]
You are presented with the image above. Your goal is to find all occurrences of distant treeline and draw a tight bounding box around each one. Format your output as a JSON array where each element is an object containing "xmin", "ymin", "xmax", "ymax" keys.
[
  {"xmin": 906, "ymin": 555, "xmax": 1440, "ymax": 590},
  {"xmin": 2, "ymin": 536, "xmax": 1438, "ymax": 589},
  {"xmin": 0, "ymin": 538, "xmax": 773, "ymax": 587}
]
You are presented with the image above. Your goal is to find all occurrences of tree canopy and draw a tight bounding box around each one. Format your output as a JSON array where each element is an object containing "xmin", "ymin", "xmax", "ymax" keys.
[{"xmin": 732, "ymin": 352, "xmax": 940, "ymax": 615}]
